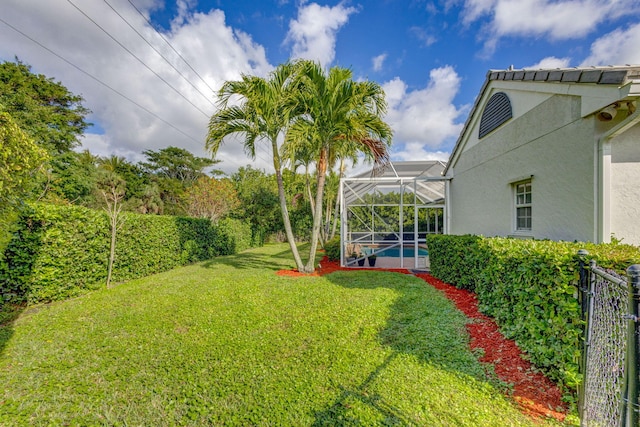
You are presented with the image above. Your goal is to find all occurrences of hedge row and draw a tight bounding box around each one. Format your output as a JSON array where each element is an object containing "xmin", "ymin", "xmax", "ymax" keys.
[
  {"xmin": 426, "ymin": 234, "xmax": 640, "ymax": 394},
  {"xmin": 0, "ymin": 203, "xmax": 252, "ymax": 304}
]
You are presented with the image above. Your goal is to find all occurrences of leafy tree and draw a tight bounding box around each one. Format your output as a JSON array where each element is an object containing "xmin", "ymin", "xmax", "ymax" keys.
[
  {"xmin": 0, "ymin": 111, "xmax": 48, "ymax": 209},
  {"xmin": 185, "ymin": 177, "xmax": 240, "ymax": 222},
  {"xmin": 0, "ymin": 110, "xmax": 48, "ymax": 252},
  {"xmin": 230, "ymin": 166, "xmax": 282, "ymax": 245},
  {"xmin": 140, "ymin": 146, "xmax": 220, "ymax": 215},
  {"xmin": 134, "ymin": 183, "xmax": 163, "ymax": 215},
  {"xmin": 42, "ymin": 150, "xmax": 99, "ymax": 204},
  {"xmin": 99, "ymin": 155, "xmax": 148, "ymax": 205},
  {"xmin": 207, "ymin": 62, "xmax": 308, "ymax": 270},
  {"xmin": 285, "ymin": 61, "xmax": 392, "ymax": 272},
  {"xmin": 0, "ymin": 59, "xmax": 91, "ymax": 155},
  {"xmin": 140, "ymin": 146, "xmax": 219, "ymax": 182}
]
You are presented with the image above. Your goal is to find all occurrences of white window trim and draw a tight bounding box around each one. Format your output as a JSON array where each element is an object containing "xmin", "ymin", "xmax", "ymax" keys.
[{"xmin": 512, "ymin": 178, "xmax": 533, "ymax": 235}]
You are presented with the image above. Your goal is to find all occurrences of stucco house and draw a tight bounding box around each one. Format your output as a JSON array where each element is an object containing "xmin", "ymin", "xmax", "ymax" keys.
[{"xmin": 443, "ymin": 66, "xmax": 640, "ymax": 246}]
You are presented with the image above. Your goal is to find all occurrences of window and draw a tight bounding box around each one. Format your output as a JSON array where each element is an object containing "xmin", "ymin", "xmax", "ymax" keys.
[{"xmin": 515, "ymin": 180, "xmax": 532, "ymax": 231}]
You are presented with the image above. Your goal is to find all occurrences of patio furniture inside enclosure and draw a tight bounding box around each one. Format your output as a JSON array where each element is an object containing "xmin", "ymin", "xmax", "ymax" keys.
[{"xmin": 340, "ymin": 161, "xmax": 448, "ymax": 269}]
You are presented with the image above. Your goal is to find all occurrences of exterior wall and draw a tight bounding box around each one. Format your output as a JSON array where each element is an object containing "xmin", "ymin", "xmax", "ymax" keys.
[
  {"xmin": 611, "ymin": 123, "xmax": 640, "ymax": 246},
  {"xmin": 449, "ymin": 94, "xmax": 596, "ymax": 242}
]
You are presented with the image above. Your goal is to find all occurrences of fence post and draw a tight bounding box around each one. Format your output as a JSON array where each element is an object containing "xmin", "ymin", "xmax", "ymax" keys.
[
  {"xmin": 578, "ymin": 249, "xmax": 589, "ymax": 321},
  {"xmin": 577, "ymin": 249, "xmax": 589, "ymax": 423},
  {"xmin": 625, "ymin": 264, "xmax": 640, "ymax": 427}
]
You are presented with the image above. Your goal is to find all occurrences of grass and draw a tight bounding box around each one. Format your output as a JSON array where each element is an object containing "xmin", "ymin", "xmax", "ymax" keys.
[{"xmin": 0, "ymin": 244, "xmax": 565, "ymax": 426}]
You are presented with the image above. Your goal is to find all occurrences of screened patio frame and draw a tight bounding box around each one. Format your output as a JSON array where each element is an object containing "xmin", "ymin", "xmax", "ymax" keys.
[{"xmin": 339, "ymin": 161, "xmax": 450, "ymax": 269}]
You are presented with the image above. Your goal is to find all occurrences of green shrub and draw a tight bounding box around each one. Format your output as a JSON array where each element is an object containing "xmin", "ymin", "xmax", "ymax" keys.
[
  {"xmin": 426, "ymin": 234, "xmax": 640, "ymax": 395},
  {"xmin": 214, "ymin": 217, "xmax": 252, "ymax": 255},
  {"xmin": 324, "ymin": 237, "xmax": 340, "ymax": 261},
  {"xmin": 426, "ymin": 234, "xmax": 486, "ymax": 290},
  {"xmin": 0, "ymin": 203, "xmax": 253, "ymax": 304}
]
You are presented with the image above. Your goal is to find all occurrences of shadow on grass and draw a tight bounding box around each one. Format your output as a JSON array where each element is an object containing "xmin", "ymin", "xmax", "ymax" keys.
[
  {"xmin": 0, "ymin": 303, "xmax": 24, "ymax": 356},
  {"xmin": 313, "ymin": 270, "xmax": 492, "ymax": 425},
  {"xmin": 313, "ymin": 352, "xmax": 420, "ymax": 426}
]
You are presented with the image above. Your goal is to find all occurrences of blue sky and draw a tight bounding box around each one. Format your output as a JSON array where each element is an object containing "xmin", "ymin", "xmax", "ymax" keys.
[{"xmin": 2, "ymin": 0, "xmax": 640, "ymax": 174}]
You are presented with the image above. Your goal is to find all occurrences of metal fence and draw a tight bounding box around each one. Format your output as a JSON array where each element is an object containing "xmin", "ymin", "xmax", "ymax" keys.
[{"xmin": 578, "ymin": 251, "xmax": 640, "ymax": 427}]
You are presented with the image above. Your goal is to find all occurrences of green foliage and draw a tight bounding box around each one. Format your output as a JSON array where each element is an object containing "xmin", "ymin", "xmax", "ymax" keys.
[
  {"xmin": 0, "ymin": 110, "xmax": 48, "ymax": 253},
  {"xmin": 185, "ymin": 176, "xmax": 240, "ymax": 222},
  {"xmin": 0, "ymin": 203, "xmax": 108, "ymax": 303},
  {"xmin": 324, "ymin": 236, "xmax": 340, "ymax": 261},
  {"xmin": 140, "ymin": 146, "xmax": 221, "ymax": 216},
  {"xmin": 44, "ymin": 150, "xmax": 98, "ymax": 205},
  {"xmin": 0, "ymin": 59, "xmax": 90, "ymax": 154},
  {"xmin": 0, "ymin": 111, "xmax": 48, "ymax": 210},
  {"xmin": 426, "ymin": 234, "xmax": 640, "ymax": 396},
  {"xmin": 0, "ymin": 244, "xmax": 557, "ymax": 426},
  {"xmin": 213, "ymin": 217, "xmax": 252, "ymax": 256},
  {"xmin": 0, "ymin": 203, "xmax": 253, "ymax": 304},
  {"xmin": 426, "ymin": 234, "xmax": 486, "ymax": 291},
  {"xmin": 231, "ymin": 166, "xmax": 283, "ymax": 244}
]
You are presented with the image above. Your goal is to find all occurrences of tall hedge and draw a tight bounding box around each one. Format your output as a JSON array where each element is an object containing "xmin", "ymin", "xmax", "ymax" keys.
[
  {"xmin": 426, "ymin": 234, "xmax": 640, "ymax": 394},
  {"xmin": 0, "ymin": 203, "xmax": 252, "ymax": 304}
]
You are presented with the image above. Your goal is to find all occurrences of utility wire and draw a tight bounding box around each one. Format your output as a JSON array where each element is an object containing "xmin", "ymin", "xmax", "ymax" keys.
[
  {"xmin": 66, "ymin": 0, "xmax": 210, "ymax": 118},
  {"xmin": 0, "ymin": 16, "xmax": 202, "ymax": 144},
  {"xmin": 102, "ymin": 0, "xmax": 215, "ymax": 107},
  {"xmin": 120, "ymin": 1, "xmax": 272, "ymax": 167},
  {"xmin": 125, "ymin": 0, "xmax": 217, "ymax": 95}
]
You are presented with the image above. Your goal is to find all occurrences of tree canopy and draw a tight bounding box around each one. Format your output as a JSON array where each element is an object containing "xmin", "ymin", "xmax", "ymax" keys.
[{"xmin": 0, "ymin": 59, "xmax": 91, "ymax": 154}]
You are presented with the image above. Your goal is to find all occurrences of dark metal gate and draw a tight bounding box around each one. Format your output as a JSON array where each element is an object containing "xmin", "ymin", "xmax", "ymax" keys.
[{"xmin": 578, "ymin": 250, "xmax": 640, "ymax": 427}]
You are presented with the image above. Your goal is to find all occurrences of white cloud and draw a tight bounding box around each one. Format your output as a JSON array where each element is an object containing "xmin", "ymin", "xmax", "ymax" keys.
[
  {"xmin": 524, "ymin": 56, "xmax": 571, "ymax": 69},
  {"xmin": 409, "ymin": 26, "xmax": 438, "ymax": 47},
  {"xmin": 462, "ymin": 0, "xmax": 639, "ymax": 51},
  {"xmin": 580, "ymin": 23, "xmax": 640, "ymax": 66},
  {"xmin": 285, "ymin": 2, "xmax": 358, "ymax": 66},
  {"xmin": 372, "ymin": 53, "xmax": 387, "ymax": 72},
  {"xmin": 383, "ymin": 66, "xmax": 465, "ymax": 162},
  {"xmin": 0, "ymin": 0, "xmax": 274, "ymax": 174}
]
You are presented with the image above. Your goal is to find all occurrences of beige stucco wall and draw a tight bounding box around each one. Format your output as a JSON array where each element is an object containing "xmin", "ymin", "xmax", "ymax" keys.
[
  {"xmin": 611, "ymin": 122, "xmax": 640, "ymax": 246},
  {"xmin": 449, "ymin": 94, "xmax": 596, "ymax": 242}
]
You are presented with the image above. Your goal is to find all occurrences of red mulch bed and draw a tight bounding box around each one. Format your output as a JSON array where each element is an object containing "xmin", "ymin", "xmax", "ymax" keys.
[{"xmin": 277, "ymin": 256, "xmax": 567, "ymax": 422}]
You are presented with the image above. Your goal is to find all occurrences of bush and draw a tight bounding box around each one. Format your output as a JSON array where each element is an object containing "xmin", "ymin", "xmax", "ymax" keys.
[
  {"xmin": 426, "ymin": 234, "xmax": 640, "ymax": 394},
  {"xmin": 0, "ymin": 203, "xmax": 253, "ymax": 304},
  {"xmin": 324, "ymin": 236, "xmax": 340, "ymax": 261}
]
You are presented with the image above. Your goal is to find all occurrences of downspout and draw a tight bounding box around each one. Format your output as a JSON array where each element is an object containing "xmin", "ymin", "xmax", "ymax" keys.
[
  {"xmin": 596, "ymin": 138, "xmax": 611, "ymax": 244},
  {"xmin": 596, "ymin": 105, "xmax": 640, "ymax": 243},
  {"xmin": 444, "ymin": 178, "xmax": 451, "ymax": 235}
]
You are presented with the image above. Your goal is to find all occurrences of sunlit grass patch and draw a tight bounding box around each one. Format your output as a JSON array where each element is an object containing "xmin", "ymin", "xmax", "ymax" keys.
[{"xmin": 0, "ymin": 244, "xmax": 564, "ymax": 426}]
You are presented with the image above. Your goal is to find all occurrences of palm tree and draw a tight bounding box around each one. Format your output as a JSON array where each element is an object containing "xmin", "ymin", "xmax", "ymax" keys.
[
  {"xmin": 206, "ymin": 62, "xmax": 306, "ymax": 271},
  {"xmin": 98, "ymin": 155, "xmax": 126, "ymax": 173},
  {"xmin": 286, "ymin": 61, "xmax": 392, "ymax": 272}
]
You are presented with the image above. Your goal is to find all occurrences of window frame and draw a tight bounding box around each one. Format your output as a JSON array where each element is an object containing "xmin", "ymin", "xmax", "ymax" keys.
[{"xmin": 513, "ymin": 179, "xmax": 532, "ymax": 233}]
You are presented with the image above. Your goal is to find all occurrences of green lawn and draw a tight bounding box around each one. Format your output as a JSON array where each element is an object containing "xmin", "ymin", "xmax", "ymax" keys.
[{"xmin": 0, "ymin": 244, "xmax": 563, "ymax": 426}]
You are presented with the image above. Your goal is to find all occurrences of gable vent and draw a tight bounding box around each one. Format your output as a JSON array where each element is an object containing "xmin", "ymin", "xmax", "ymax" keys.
[{"xmin": 479, "ymin": 92, "xmax": 512, "ymax": 138}]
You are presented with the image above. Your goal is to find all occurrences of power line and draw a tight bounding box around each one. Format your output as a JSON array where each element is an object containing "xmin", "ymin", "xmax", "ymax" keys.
[
  {"xmin": 81, "ymin": 0, "xmax": 272, "ymax": 167},
  {"xmin": 65, "ymin": 0, "xmax": 210, "ymax": 118},
  {"xmin": 102, "ymin": 0, "xmax": 215, "ymax": 108},
  {"xmin": 0, "ymin": 16, "xmax": 202, "ymax": 145},
  {"xmin": 125, "ymin": 0, "xmax": 217, "ymax": 95}
]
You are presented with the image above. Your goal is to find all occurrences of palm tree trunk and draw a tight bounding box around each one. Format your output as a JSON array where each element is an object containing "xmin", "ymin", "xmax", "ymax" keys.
[
  {"xmin": 272, "ymin": 141, "xmax": 305, "ymax": 271},
  {"xmin": 304, "ymin": 147, "xmax": 328, "ymax": 273},
  {"xmin": 305, "ymin": 165, "xmax": 315, "ymax": 219}
]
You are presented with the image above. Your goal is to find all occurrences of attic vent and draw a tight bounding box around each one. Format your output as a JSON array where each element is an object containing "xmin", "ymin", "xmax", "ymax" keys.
[{"xmin": 479, "ymin": 92, "xmax": 512, "ymax": 138}]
